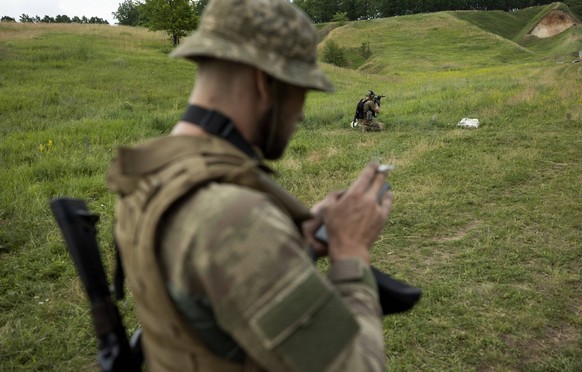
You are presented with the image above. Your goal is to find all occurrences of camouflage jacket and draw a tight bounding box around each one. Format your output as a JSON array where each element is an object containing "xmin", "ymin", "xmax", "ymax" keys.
[
  {"xmin": 108, "ymin": 135, "xmax": 385, "ymax": 371},
  {"xmin": 362, "ymin": 100, "xmax": 379, "ymax": 122}
]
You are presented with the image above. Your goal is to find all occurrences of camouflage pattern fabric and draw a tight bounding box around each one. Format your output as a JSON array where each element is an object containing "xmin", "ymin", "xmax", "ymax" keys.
[
  {"xmin": 358, "ymin": 100, "xmax": 384, "ymax": 132},
  {"xmin": 159, "ymin": 180, "xmax": 386, "ymax": 371},
  {"xmin": 171, "ymin": 0, "xmax": 334, "ymax": 93},
  {"xmin": 359, "ymin": 120, "xmax": 385, "ymax": 132},
  {"xmin": 109, "ymin": 0, "xmax": 385, "ymax": 367}
]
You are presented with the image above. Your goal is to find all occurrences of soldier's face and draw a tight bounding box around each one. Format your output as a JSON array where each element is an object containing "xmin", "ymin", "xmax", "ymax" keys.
[{"xmin": 260, "ymin": 84, "xmax": 306, "ymax": 160}]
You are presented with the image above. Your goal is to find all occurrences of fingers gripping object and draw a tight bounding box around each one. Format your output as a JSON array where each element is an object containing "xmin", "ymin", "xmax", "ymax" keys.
[
  {"xmin": 377, "ymin": 164, "xmax": 394, "ymax": 173},
  {"xmin": 376, "ymin": 164, "xmax": 394, "ymax": 202},
  {"xmin": 315, "ymin": 164, "xmax": 393, "ymax": 243},
  {"xmin": 312, "ymin": 165, "xmax": 422, "ymax": 315}
]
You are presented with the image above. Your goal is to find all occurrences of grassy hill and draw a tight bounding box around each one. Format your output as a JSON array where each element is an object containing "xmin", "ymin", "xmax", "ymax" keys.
[
  {"xmin": 1, "ymin": 4, "xmax": 581, "ymax": 371},
  {"xmin": 320, "ymin": 2, "xmax": 581, "ymax": 76},
  {"xmin": 453, "ymin": 2, "xmax": 582, "ymax": 54}
]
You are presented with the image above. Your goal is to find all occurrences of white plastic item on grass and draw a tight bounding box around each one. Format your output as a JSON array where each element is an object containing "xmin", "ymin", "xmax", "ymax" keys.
[{"xmin": 457, "ymin": 118, "xmax": 480, "ymax": 128}]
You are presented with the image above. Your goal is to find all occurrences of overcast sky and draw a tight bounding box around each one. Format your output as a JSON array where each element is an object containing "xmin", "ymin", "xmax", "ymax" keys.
[{"xmin": 2, "ymin": 0, "xmax": 121, "ymax": 24}]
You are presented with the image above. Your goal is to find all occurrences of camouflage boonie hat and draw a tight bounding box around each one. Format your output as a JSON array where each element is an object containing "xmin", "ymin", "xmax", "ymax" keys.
[{"xmin": 170, "ymin": 0, "xmax": 334, "ymax": 92}]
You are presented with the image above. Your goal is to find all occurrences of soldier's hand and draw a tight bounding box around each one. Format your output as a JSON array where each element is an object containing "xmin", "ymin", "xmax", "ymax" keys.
[
  {"xmin": 302, "ymin": 191, "xmax": 343, "ymax": 258},
  {"xmin": 323, "ymin": 163, "xmax": 392, "ymax": 264}
]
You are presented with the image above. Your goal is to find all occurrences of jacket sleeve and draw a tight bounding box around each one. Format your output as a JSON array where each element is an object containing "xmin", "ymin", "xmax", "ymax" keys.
[
  {"xmin": 161, "ymin": 183, "xmax": 385, "ymax": 372},
  {"xmin": 325, "ymin": 259, "xmax": 386, "ymax": 371}
]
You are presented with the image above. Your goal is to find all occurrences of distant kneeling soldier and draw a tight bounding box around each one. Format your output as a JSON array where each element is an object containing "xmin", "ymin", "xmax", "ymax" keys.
[{"xmin": 357, "ymin": 90, "xmax": 384, "ymax": 132}]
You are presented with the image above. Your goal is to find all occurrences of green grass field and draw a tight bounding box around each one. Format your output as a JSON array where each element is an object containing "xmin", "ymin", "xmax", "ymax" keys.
[{"xmin": 1, "ymin": 3, "xmax": 581, "ymax": 370}]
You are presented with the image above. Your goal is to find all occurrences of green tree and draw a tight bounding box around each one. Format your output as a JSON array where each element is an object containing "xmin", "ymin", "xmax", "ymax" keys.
[
  {"xmin": 332, "ymin": 11, "xmax": 349, "ymax": 25},
  {"xmin": 564, "ymin": 0, "xmax": 582, "ymax": 18},
  {"xmin": 313, "ymin": 0, "xmax": 340, "ymax": 22},
  {"xmin": 322, "ymin": 39, "xmax": 348, "ymax": 67},
  {"xmin": 1, "ymin": 16, "xmax": 16, "ymax": 22},
  {"xmin": 140, "ymin": 0, "xmax": 198, "ymax": 46},
  {"xmin": 113, "ymin": 0, "xmax": 142, "ymax": 26},
  {"xmin": 339, "ymin": 0, "xmax": 362, "ymax": 20},
  {"xmin": 55, "ymin": 14, "xmax": 72, "ymax": 23},
  {"xmin": 294, "ymin": 0, "xmax": 340, "ymax": 23},
  {"xmin": 41, "ymin": 15, "xmax": 55, "ymax": 23},
  {"xmin": 88, "ymin": 16, "xmax": 109, "ymax": 24},
  {"xmin": 19, "ymin": 14, "xmax": 35, "ymax": 23},
  {"xmin": 359, "ymin": 41, "xmax": 372, "ymax": 59},
  {"xmin": 193, "ymin": 0, "xmax": 209, "ymax": 15},
  {"xmin": 297, "ymin": 0, "xmax": 567, "ymax": 20}
]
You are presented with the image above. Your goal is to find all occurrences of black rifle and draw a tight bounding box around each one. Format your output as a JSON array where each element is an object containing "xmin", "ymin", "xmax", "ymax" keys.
[
  {"xmin": 314, "ymin": 223, "xmax": 421, "ymax": 315},
  {"xmin": 372, "ymin": 267, "xmax": 421, "ymax": 314},
  {"xmin": 50, "ymin": 195, "xmax": 417, "ymax": 372},
  {"xmin": 372, "ymin": 95, "xmax": 386, "ymax": 118},
  {"xmin": 373, "ymin": 94, "xmax": 386, "ymax": 106},
  {"xmin": 50, "ymin": 198, "xmax": 142, "ymax": 372},
  {"xmin": 308, "ymin": 251, "xmax": 421, "ymax": 315}
]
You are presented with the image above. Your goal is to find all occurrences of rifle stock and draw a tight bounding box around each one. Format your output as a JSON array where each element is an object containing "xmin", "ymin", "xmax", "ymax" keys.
[
  {"xmin": 50, "ymin": 198, "xmax": 141, "ymax": 372},
  {"xmin": 371, "ymin": 266, "xmax": 422, "ymax": 314},
  {"xmin": 50, "ymin": 195, "xmax": 419, "ymax": 372},
  {"xmin": 312, "ymin": 225, "xmax": 421, "ymax": 315}
]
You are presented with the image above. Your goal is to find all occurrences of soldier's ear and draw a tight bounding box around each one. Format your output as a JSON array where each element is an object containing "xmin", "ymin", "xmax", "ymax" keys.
[{"xmin": 255, "ymin": 69, "xmax": 274, "ymax": 110}]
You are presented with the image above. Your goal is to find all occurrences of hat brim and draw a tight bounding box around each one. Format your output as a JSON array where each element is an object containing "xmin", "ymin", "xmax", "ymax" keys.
[{"xmin": 170, "ymin": 30, "xmax": 334, "ymax": 93}]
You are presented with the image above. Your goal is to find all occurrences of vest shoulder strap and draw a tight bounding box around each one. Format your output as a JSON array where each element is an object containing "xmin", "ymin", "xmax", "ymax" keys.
[{"xmin": 108, "ymin": 135, "xmax": 312, "ymax": 365}]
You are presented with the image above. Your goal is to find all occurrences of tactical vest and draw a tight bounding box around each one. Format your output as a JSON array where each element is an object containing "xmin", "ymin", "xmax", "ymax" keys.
[
  {"xmin": 355, "ymin": 98, "xmax": 368, "ymax": 119},
  {"xmin": 107, "ymin": 135, "xmax": 312, "ymax": 371}
]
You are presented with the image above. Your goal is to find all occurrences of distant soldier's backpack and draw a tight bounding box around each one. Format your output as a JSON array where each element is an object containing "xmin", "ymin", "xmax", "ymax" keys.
[
  {"xmin": 350, "ymin": 98, "xmax": 368, "ymax": 128},
  {"xmin": 355, "ymin": 98, "xmax": 367, "ymax": 119}
]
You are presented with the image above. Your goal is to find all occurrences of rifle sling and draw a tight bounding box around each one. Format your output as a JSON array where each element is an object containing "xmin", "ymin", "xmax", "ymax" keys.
[
  {"xmin": 112, "ymin": 106, "xmax": 266, "ymax": 301},
  {"xmin": 91, "ymin": 298, "xmax": 124, "ymax": 338},
  {"xmin": 181, "ymin": 105, "xmax": 260, "ymax": 161},
  {"xmin": 113, "ymin": 237, "xmax": 125, "ymax": 301}
]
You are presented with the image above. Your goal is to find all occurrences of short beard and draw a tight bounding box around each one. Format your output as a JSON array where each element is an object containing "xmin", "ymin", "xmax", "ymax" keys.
[{"xmin": 256, "ymin": 107, "xmax": 288, "ymax": 160}]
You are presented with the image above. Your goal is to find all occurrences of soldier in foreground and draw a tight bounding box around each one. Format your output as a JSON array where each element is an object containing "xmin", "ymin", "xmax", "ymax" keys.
[{"xmin": 107, "ymin": 0, "xmax": 393, "ymax": 370}]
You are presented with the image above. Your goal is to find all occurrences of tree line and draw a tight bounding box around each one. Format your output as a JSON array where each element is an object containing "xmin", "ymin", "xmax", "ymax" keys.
[
  {"xmin": 111, "ymin": 0, "xmax": 580, "ymax": 45},
  {"xmin": 5, "ymin": 0, "xmax": 577, "ymax": 47},
  {"xmin": 1, "ymin": 14, "xmax": 109, "ymax": 24},
  {"xmin": 113, "ymin": 0, "xmax": 207, "ymax": 45},
  {"xmin": 294, "ymin": 0, "xmax": 582, "ymax": 22}
]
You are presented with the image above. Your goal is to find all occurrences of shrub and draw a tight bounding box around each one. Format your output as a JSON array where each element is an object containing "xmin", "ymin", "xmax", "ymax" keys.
[
  {"xmin": 332, "ymin": 12, "xmax": 348, "ymax": 26},
  {"xmin": 360, "ymin": 41, "xmax": 372, "ymax": 59},
  {"xmin": 322, "ymin": 40, "xmax": 348, "ymax": 67}
]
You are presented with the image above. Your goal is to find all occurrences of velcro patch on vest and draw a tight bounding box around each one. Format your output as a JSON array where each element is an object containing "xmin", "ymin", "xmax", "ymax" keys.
[{"xmin": 250, "ymin": 270, "xmax": 359, "ymax": 371}]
